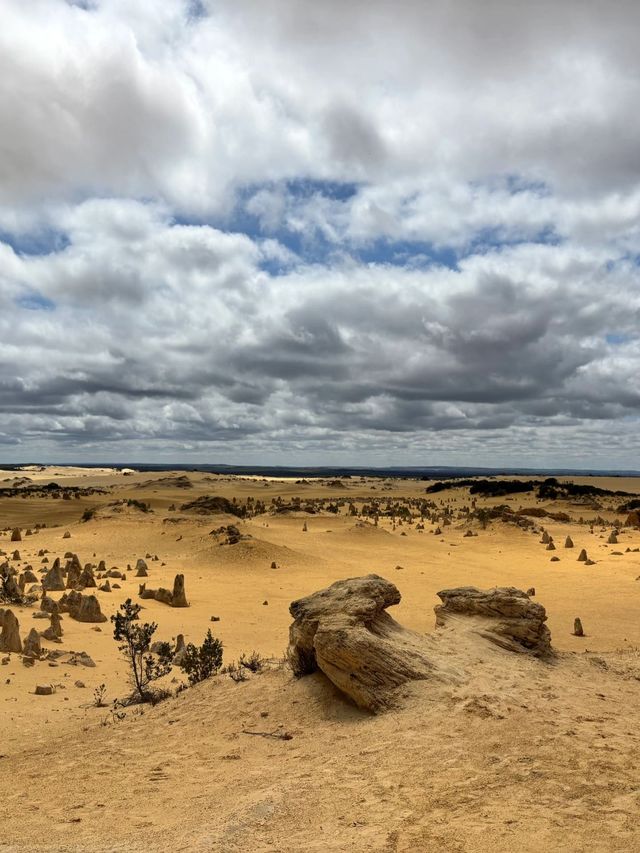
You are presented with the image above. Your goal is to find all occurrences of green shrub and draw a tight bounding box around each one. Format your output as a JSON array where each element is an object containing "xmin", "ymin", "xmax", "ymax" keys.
[
  {"xmin": 179, "ymin": 629, "xmax": 223, "ymax": 685},
  {"xmin": 111, "ymin": 599, "xmax": 172, "ymax": 703}
]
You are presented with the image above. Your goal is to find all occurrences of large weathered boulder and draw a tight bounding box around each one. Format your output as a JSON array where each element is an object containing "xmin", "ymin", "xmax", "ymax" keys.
[
  {"xmin": 434, "ymin": 586, "xmax": 552, "ymax": 656},
  {"xmin": 42, "ymin": 563, "xmax": 65, "ymax": 592},
  {"xmin": 288, "ymin": 576, "xmax": 552, "ymax": 713},
  {"xmin": 288, "ymin": 575, "xmax": 439, "ymax": 712},
  {"xmin": 0, "ymin": 609, "xmax": 22, "ymax": 653}
]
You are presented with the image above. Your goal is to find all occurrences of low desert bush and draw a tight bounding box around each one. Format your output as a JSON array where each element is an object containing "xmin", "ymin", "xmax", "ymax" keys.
[{"xmin": 178, "ymin": 629, "xmax": 223, "ymax": 685}]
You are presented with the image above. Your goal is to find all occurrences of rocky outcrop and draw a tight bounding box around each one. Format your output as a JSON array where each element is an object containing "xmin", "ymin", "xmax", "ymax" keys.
[
  {"xmin": 42, "ymin": 563, "xmax": 65, "ymax": 592},
  {"xmin": 626, "ymin": 510, "xmax": 640, "ymax": 528},
  {"xmin": 434, "ymin": 586, "xmax": 552, "ymax": 656},
  {"xmin": 288, "ymin": 575, "xmax": 437, "ymax": 712},
  {"xmin": 138, "ymin": 574, "xmax": 188, "ymax": 607},
  {"xmin": 209, "ymin": 524, "xmax": 247, "ymax": 545},
  {"xmin": 1, "ymin": 566, "xmax": 22, "ymax": 601},
  {"xmin": 180, "ymin": 495, "xmax": 243, "ymax": 516},
  {"xmin": 135, "ymin": 559, "xmax": 148, "ymax": 577},
  {"xmin": 171, "ymin": 574, "xmax": 188, "ymax": 607},
  {"xmin": 172, "ymin": 634, "xmax": 187, "ymax": 666},
  {"xmin": 287, "ymin": 575, "xmax": 553, "ymax": 713},
  {"xmin": 59, "ymin": 591, "xmax": 107, "ymax": 623},
  {"xmin": 78, "ymin": 564, "xmax": 97, "ymax": 589},
  {"xmin": 0, "ymin": 609, "xmax": 22, "ymax": 653},
  {"xmin": 42, "ymin": 611, "xmax": 63, "ymax": 642},
  {"xmin": 40, "ymin": 594, "xmax": 59, "ymax": 614},
  {"xmin": 23, "ymin": 627, "xmax": 42, "ymax": 658}
]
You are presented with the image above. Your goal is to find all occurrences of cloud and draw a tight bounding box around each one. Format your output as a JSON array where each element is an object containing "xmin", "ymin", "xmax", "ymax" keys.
[
  {"xmin": 0, "ymin": 1, "xmax": 640, "ymax": 464},
  {"xmin": 0, "ymin": 198, "xmax": 638, "ymax": 463}
]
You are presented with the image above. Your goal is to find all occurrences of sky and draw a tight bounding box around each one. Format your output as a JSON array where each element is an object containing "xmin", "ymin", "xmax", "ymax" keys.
[{"xmin": 1, "ymin": 0, "xmax": 640, "ymax": 468}]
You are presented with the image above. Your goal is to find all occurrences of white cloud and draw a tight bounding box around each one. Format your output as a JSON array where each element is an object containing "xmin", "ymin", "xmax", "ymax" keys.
[{"xmin": 1, "ymin": 0, "xmax": 640, "ymax": 464}]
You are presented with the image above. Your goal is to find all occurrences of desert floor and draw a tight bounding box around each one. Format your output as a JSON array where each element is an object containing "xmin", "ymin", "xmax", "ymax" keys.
[{"xmin": 0, "ymin": 468, "xmax": 639, "ymax": 852}]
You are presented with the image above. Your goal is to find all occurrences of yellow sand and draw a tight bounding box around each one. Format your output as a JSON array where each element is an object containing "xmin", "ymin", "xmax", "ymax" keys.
[{"xmin": 0, "ymin": 468, "xmax": 638, "ymax": 851}]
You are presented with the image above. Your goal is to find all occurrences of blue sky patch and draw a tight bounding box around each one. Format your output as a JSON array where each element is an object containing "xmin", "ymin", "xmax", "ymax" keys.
[
  {"xmin": 1, "ymin": 228, "xmax": 70, "ymax": 258},
  {"xmin": 605, "ymin": 332, "xmax": 634, "ymax": 345},
  {"xmin": 16, "ymin": 293, "xmax": 56, "ymax": 311}
]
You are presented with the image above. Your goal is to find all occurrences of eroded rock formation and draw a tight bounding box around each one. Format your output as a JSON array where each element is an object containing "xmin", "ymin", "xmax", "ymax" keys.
[
  {"xmin": 135, "ymin": 559, "xmax": 148, "ymax": 577},
  {"xmin": 288, "ymin": 575, "xmax": 436, "ymax": 711},
  {"xmin": 59, "ymin": 591, "xmax": 107, "ymax": 623},
  {"xmin": 139, "ymin": 574, "xmax": 188, "ymax": 607},
  {"xmin": 0, "ymin": 609, "xmax": 22, "ymax": 653},
  {"xmin": 23, "ymin": 627, "xmax": 42, "ymax": 658},
  {"xmin": 287, "ymin": 575, "xmax": 552, "ymax": 713},
  {"xmin": 434, "ymin": 586, "xmax": 552, "ymax": 656},
  {"xmin": 42, "ymin": 611, "xmax": 63, "ymax": 642},
  {"xmin": 42, "ymin": 563, "xmax": 65, "ymax": 592}
]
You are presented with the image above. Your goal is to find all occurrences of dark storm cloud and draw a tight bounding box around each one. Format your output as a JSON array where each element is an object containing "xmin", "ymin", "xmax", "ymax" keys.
[{"xmin": 1, "ymin": 205, "xmax": 638, "ymax": 464}]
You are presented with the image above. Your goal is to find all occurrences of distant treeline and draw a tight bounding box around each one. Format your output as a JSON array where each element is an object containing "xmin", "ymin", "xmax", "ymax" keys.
[{"xmin": 425, "ymin": 477, "xmax": 636, "ymax": 500}]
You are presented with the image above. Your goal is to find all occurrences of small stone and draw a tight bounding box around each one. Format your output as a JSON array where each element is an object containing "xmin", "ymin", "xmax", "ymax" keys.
[
  {"xmin": 573, "ymin": 618, "xmax": 584, "ymax": 637},
  {"xmin": 35, "ymin": 685, "xmax": 54, "ymax": 695}
]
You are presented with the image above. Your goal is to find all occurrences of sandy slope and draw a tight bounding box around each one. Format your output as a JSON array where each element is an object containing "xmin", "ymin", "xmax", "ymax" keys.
[
  {"xmin": 1, "ymin": 641, "xmax": 639, "ymax": 852},
  {"xmin": 1, "ymin": 468, "xmax": 639, "ymax": 851}
]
